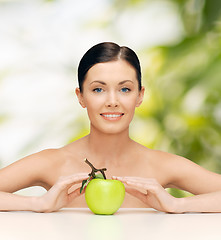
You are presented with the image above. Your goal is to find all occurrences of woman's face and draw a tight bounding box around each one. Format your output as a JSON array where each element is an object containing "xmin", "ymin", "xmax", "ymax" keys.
[{"xmin": 76, "ymin": 60, "xmax": 144, "ymax": 135}]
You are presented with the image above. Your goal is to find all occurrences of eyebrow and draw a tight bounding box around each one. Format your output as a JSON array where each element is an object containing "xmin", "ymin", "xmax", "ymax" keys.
[{"xmin": 90, "ymin": 80, "xmax": 134, "ymax": 85}]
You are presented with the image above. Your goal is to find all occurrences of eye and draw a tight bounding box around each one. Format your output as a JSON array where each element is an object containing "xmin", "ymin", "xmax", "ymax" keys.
[
  {"xmin": 93, "ymin": 87, "xmax": 103, "ymax": 93},
  {"xmin": 121, "ymin": 87, "xmax": 131, "ymax": 93}
]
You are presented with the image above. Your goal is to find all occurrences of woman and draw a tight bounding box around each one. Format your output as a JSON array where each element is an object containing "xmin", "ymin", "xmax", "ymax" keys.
[{"xmin": 1, "ymin": 42, "xmax": 221, "ymax": 213}]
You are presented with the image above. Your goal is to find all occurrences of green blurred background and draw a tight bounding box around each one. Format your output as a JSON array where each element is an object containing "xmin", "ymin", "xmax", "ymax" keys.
[{"xmin": 0, "ymin": 0, "xmax": 221, "ymax": 197}]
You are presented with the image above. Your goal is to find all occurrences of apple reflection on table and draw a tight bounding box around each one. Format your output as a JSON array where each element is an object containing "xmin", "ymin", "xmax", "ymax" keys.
[{"xmin": 85, "ymin": 214, "xmax": 123, "ymax": 240}]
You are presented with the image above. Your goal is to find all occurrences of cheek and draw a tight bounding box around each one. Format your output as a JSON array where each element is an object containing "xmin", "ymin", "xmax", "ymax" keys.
[
  {"xmin": 121, "ymin": 95, "xmax": 139, "ymax": 109},
  {"xmin": 84, "ymin": 95, "xmax": 103, "ymax": 113}
]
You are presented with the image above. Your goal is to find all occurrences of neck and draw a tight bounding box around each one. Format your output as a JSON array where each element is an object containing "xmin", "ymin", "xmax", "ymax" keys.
[{"xmin": 85, "ymin": 127, "xmax": 132, "ymax": 167}]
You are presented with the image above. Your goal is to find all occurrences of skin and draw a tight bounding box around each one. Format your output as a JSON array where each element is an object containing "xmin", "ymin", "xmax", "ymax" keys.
[{"xmin": 1, "ymin": 59, "xmax": 221, "ymax": 213}]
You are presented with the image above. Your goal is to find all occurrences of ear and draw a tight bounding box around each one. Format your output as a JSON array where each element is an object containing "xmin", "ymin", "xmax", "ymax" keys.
[
  {"xmin": 75, "ymin": 88, "xmax": 86, "ymax": 108},
  {"xmin": 136, "ymin": 86, "xmax": 145, "ymax": 107}
]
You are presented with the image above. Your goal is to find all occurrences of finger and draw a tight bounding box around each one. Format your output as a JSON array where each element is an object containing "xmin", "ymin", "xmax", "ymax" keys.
[
  {"xmin": 125, "ymin": 181, "xmax": 149, "ymax": 192},
  {"xmin": 113, "ymin": 176, "xmax": 141, "ymax": 181},
  {"xmin": 112, "ymin": 177, "xmax": 147, "ymax": 195},
  {"xmin": 126, "ymin": 180, "xmax": 163, "ymax": 194},
  {"xmin": 57, "ymin": 173, "xmax": 89, "ymax": 189},
  {"xmin": 112, "ymin": 176, "xmax": 162, "ymax": 193},
  {"xmin": 125, "ymin": 187, "xmax": 147, "ymax": 204},
  {"xmin": 68, "ymin": 187, "xmax": 84, "ymax": 201},
  {"xmin": 112, "ymin": 176, "xmax": 132, "ymax": 183},
  {"xmin": 113, "ymin": 176, "xmax": 155, "ymax": 183},
  {"xmin": 113, "ymin": 176, "xmax": 145, "ymax": 186},
  {"xmin": 115, "ymin": 178, "xmax": 158, "ymax": 195},
  {"xmin": 65, "ymin": 173, "xmax": 89, "ymax": 181}
]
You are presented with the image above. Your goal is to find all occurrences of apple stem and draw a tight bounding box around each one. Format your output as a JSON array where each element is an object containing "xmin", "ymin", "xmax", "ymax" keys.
[{"xmin": 85, "ymin": 158, "xmax": 107, "ymax": 179}]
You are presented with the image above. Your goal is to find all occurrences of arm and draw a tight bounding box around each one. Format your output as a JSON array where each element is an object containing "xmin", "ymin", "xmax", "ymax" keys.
[
  {"xmin": 177, "ymin": 190, "xmax": 221, "ymax": 213},
  {"xmin": 0, "ymin": 150, "xmax": 88, "ymax": 212},
  {"xmin": 161, "ymin": 153, "xmax": 221, "ymax": 212},
  {"xmin": 0, "ymin": 173, "xmax": 88, "ymax": 212},
  {"xmin": 113, "ymin": 176, "xmax": 221, "ymax": 213},
  {"xmin": 112, "ymin": 152, "xmax": 221, "ymax": 213},
  {"xmin": 0, "ymin": 150, "xmax": 52, "ymax": 193},
  {"xmin": 113, "ymin": 176, "xmax": 178, "ymax": 213},
  {"xmin": 0, "ymin": 191, "xmax": 37, "ymax": 212},
  {"xmin": 162, "ymin": 152, "xmax": 221, "ymax": 195}
]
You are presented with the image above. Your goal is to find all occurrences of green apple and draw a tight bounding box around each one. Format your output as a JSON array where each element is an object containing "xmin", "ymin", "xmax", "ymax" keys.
[{"xmin": 85, "ymin": 178, "xmax": 125, "ymax": 215}]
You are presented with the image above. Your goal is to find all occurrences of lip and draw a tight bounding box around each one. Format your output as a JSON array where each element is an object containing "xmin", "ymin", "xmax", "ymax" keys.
[{"xmin": 100, "ymin": 112, "xmax": 124, "ymax": 121}]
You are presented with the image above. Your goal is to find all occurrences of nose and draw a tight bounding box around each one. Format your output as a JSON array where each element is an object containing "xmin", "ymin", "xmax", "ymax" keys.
[{"xmin": 105, "ymin": 91, "xmax": 119, "ymax": 108}]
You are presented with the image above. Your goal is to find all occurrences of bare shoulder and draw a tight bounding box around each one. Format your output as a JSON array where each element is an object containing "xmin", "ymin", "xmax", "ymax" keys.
[
  {"xmin": 0, "ymin": 148, "xmax": 63, "ymax": 192},
  {"xmin": 16, "ymin": 148, "xmax": 65, "ymax": 171},
  {"xmin": 0, "ymin": 137, "xmax": 87, "ymax": 192},
  {"xmin": 60, "ymin": 137, "xmax": 88, "ymax": 162},
  {"xmin": 147, "ymin": 148, "xmax": 200, "ymax": 174},
  {"xmin": 0, "ymin": 148, "xmax": 62, "ymax": 174},
  {"xmin": 132, "ymin": 143, "xmax": 221, "ymax": 193},
  {"xmin": 131, "ymin": 143, "xmax": 196, "ymax": 184},
  {"xmin": 149, "ymin": 149, "xmax": 220, "ymax": 190},
  {"xmin": 39, "ymin": 136, "xmax": 87, "ymax": 164},
  {"xmin": 132, "ymin": 142, "xmax": 180, "ymax": 164},
  {"xmin": 132, "ymin": 141, "xmax": 190, "ymax": 165},
  {"xmin": 153, "ymin": 149, "xmax": 210, "ymax": 173}
]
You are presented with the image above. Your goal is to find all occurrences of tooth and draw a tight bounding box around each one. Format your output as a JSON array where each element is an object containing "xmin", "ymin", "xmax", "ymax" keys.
[{"xmin": 103, "ymin": 114, "xmax": 121, "ymax": 118}]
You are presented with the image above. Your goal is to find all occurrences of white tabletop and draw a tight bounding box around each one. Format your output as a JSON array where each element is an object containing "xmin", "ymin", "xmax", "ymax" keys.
[{"xmin": 0, "ymin": 208, "xmax": 221, "ymax": 240}]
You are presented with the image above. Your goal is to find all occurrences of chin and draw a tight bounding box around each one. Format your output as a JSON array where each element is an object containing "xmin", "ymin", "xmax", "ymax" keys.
[
  {"xmin": 91, "ymin": 122, "xmax": 130, "ymax": 135},
  {"xmin": 101, "ymin": 127, "xmax": 129, "ymax": 135}
]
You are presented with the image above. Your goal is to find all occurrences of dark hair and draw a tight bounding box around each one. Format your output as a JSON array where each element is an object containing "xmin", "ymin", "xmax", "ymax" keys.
[{"xmin": 77, "ymin": 42, "xmax": 142, "ymax": 92}]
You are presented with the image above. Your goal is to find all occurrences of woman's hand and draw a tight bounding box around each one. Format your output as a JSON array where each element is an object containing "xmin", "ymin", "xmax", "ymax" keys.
[
  {"xmin": 113, "ymin": 176, "xmax": 180, "ymax": 213},
  {"xmin": 36, "ymin": 173, "xmax": 88, "ymax": 213}
]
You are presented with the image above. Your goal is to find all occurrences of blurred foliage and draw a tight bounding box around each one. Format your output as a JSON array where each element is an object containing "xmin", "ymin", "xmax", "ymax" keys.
[
  {"xmin": 139, "ymin": 0, "xmax": 221, "ymax": 197},
  {"xmin": 1, "ymin": 0, "xmax": 221, "ymax": 198},
  {"xmin": 137, "ymin": 0, "xmax": 221, "ymax": 169},
  {"xmin": 71, "ymin": 0, "xmax": 221, "ymax": 197}
]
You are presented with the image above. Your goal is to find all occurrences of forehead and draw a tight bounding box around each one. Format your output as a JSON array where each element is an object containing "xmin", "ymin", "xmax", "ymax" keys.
[{"xmin": 85, "ymin": 60, "xmax": 137, "ymax": 83}]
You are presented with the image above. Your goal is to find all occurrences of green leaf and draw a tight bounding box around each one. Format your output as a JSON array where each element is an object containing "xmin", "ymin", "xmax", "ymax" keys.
[
  {"xmin": 95, "ymin": 173, "xmax": 105, "ymax": 179},
  {"xmin": 80, "ymin": 173, "xmax": 105, "ymax": 194},
  {"xmin": 80, "ymin": 178, "xmax": 90, "ymax": 194}
]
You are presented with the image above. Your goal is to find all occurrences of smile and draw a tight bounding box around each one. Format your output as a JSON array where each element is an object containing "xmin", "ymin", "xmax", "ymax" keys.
[{"xmin": 100, "ymin": 113, "xmax": 124, "ymax": 120}]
